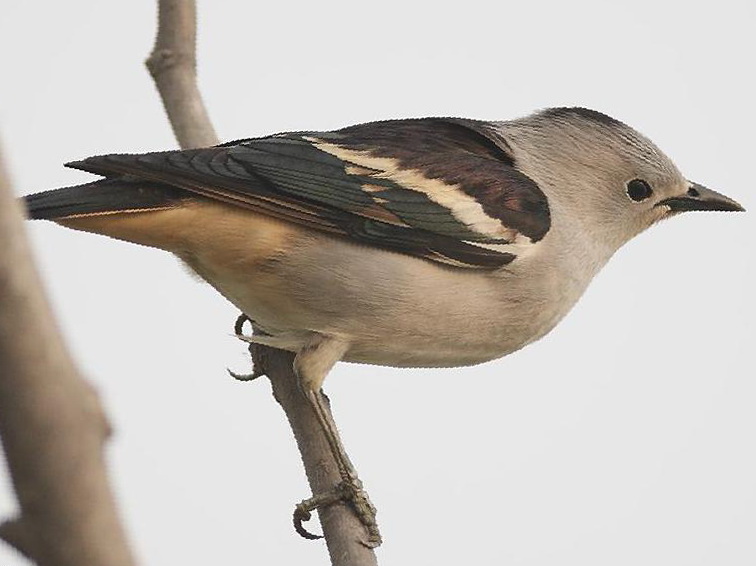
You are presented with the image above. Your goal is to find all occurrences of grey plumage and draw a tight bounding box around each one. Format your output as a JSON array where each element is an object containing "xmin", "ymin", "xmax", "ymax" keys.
[{"xmin": 23, "ymin": 107, "xmax": 744, "ymax": 389}]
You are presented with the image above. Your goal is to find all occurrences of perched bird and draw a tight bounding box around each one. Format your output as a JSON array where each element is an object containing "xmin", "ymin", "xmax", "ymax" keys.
[{"xmin": 23, "ymin": 107, "xmax": 744, "ymax": 544}]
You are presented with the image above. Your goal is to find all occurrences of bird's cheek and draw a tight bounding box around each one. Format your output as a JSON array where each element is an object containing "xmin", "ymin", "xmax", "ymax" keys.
[{"xmin": 650, "ymin": 205, "xmax": 676, "ymax": 224}]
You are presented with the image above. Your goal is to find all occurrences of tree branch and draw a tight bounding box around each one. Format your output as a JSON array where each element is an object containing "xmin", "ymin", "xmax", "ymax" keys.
[
  {"xmin": 145, "ymin": 2, "xmax": 379, "ymax": 564},
  {"xmin": 146, "ymin": 0, "xmax": 218, "ymax": 148},
  {"xmin": 253, "ymin": 347, "xmax": 379, "ymax": 566},
  {"xmin": 0, "ymin": 144, "xmax": 138, "ymax": 565}
]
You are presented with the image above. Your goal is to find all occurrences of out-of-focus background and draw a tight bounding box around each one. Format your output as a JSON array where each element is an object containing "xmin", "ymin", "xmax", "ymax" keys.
[{"xmin": 1, "ymin": 1, "xmax": 753, "ymax": 564}]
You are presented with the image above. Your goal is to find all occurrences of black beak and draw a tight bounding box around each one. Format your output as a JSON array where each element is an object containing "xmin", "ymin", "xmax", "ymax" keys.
[{"xmin": 657, "ymin": 183, "xmax": 745, "ymax": 213}]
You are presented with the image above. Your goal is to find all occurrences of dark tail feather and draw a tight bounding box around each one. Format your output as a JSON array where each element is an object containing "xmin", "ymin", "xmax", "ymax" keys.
[{"xmin": 24, "ymin": 178, "xmax": 189, "ymax": 220}]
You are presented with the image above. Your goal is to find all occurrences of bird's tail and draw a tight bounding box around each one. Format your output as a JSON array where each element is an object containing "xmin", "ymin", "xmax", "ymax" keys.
[{"xmin": 24, "ymin": 178, "xmax": 188, "ymax": 221}]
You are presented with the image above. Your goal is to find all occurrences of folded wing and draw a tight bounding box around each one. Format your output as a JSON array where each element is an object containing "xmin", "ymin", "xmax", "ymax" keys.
[{"xmin": 67, "ymin": 118, "xmax": 551, "ymax": 269}]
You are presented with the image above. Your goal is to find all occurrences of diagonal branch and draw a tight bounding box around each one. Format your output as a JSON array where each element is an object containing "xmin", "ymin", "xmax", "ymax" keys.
[
  {"xmin": 0, "ymin": 143, "xmax": 138, "ymax": 566},
  {"xmin": 145, "ymin": 2, "xmax": 379, "ymax": 565},
  {"xmin": 251, "ymin": 346, "xmax": 380, "ymax": 566},
  {"xmin": 146, "ymin": 0, "xmax": 218, "ymax": 148}
]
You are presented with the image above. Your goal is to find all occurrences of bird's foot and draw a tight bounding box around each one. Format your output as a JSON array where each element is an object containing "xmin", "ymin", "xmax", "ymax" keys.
[
  {"xmin": 226, "ymin": 366, "xmax": 263, "ymax": 381},
  {"xmin": 228, "ymin": 313, "xmax": 267, "ymax": 381},
  {"xmin": 293, "ymin": 478, "xmax": 382, "ymax": 548}
]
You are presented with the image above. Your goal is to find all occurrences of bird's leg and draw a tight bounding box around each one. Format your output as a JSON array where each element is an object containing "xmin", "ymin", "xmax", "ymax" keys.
[
  {"xmin": 293, "ymin": 334, "xmax": 382, "ymax": 547},
  {"xmin": 231, "ymin": 320, "xmax": 381, "ymax": 546}
]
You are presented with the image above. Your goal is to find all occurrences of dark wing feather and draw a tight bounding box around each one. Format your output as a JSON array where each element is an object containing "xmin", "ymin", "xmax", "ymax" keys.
[{"xmin": 67, "ymin": 118, "xmax": 550, "ymax": 269}]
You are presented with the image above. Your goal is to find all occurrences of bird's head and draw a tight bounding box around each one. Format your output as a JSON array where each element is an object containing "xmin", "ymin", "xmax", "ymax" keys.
[{"xmin": 499, "ymin": 107, "xmax": 744, "ymax": 252}]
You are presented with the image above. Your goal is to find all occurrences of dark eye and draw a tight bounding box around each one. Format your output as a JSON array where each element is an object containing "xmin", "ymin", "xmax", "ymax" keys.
[{"xmin": 626, "ymin": 179, "xmax": 653, "ymax": 202}]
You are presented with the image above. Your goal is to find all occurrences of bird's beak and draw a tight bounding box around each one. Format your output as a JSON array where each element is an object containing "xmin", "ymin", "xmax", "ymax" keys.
[{"xmin": 657, "ymin": 182, "xmax": 745, "ymax": 213}]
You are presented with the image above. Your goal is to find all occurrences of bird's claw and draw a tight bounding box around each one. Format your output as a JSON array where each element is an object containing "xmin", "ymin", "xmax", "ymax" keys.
[
  {"xmin": 293, "ymin": 491, "xmax": 337, "ymax": 541},
  {"xmin": 226, "ymin": 367, "xmax": 263, "ymax": 382},
  {"xmin": 229, "ymin": 313, "xmax": 267, "ymax": 381},
  {"xmin": 293, "ymin": 480, "xmax": 382, "ymax": 547},
  {"xmin": 346, "ymin": 480, "xmax": 382, "ymax": 548},
  {"xmin": 234, "ymin": 313, "xmax": 252, "ymax": 336}
]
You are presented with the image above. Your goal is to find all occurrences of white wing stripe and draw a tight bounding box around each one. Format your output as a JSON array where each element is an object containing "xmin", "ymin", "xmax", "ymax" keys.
[{"xmin": 310, "ymin": 140, "xmax": 517, "ymax": 241}]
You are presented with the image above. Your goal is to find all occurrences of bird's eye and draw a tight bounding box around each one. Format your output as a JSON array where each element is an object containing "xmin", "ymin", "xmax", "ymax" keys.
[{"xmin": 626, "ymin": 179, "xmax": 653, "ymax": 202}]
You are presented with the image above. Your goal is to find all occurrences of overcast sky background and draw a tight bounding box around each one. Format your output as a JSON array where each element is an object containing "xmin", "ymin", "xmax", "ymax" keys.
[{"xmin": 1, "ymin": 1, "xmax": 754, "ymax": 565}]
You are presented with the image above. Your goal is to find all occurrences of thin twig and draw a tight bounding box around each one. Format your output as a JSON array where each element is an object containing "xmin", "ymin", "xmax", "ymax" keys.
[
  {"xmin": 146, "ymin": 0, "xmax": 218, "ymax": 148},
  {"xmin": 145, "ymin": 2, "xmax": 379, "ymax": 564},
  {"xmin": 0, "ymin": 143, "xmax": 138, "ymax": 566}
]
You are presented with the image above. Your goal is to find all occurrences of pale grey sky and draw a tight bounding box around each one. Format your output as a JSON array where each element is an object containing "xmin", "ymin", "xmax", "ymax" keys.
[{"xmin": 1, "ymin": 1, "xmax": 754, "ymax": 565}]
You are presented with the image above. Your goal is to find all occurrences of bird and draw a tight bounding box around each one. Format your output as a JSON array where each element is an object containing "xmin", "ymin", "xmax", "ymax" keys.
[{"xmin": 23, "ymin": 106, "xmax": 744, "ymax": 545}]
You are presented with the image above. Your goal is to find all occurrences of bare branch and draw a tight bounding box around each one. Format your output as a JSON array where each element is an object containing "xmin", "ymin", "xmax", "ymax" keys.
[
  {"xmin": 0, "ymin": 519, "xmax": 35, "ymax": 559},
  {"xmin": 146, "ymin": 0, "xmax": 218, "ymax": 148},
  {"xmin": 255, "ymin": 348, "xmax": 380, "ymax": 566},
  {"xmin": 0, "ymin": 144, "xmax": 138, "ymax": 565},
  {"xmin": 145, "ymin": 2, "xmax": 379, "ymax": 563}
]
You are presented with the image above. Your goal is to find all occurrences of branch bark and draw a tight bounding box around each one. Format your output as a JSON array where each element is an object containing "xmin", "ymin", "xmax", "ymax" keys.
[
  {"xmin": 146, "ymin": 0, "xmax": 217, "ymax": 149},
  {"xmin": 254, "ymin": 348, "xmax": 379, "ymax": 566},
  {"xmin": 145, "ymin": 3, "xmax": 378, "ymax": 564},
  {"xmin": 0, "ymin": 144, "xmax": 138, "ymax": 565}
]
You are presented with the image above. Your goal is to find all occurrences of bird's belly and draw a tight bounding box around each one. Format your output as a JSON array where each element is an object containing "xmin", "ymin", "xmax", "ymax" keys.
[
  {"xmin": 340, "ymin": 291, "xmax": 570, "ymax": 368},
  {"xmin": 340, "ymin": 332, "xmax": 520, "ymax": 368},
  {"xmin": 180, "ymin": 231, "xmax": 575, "ymax": 369}
]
